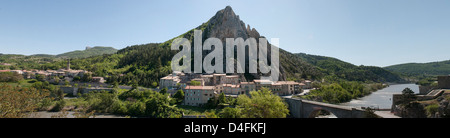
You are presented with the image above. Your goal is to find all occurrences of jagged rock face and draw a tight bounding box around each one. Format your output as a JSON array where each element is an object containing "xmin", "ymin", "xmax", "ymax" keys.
[
  {"xmin": 197, "ymin": 6, "xmax": 285, "ymax": 81},
  {"xmin": 204, "ymin": 6, "xmax": 260, "ymax": 42}
]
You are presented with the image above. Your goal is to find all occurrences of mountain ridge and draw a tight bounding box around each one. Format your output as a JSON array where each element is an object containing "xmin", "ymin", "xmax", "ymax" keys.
[
  {"xmin": 384, "ymin": 59, "xmax": 450, "ymax": 77},
  {"xmin": 3, "ymin": 6, "xmax": 405, "ymax": 88}
]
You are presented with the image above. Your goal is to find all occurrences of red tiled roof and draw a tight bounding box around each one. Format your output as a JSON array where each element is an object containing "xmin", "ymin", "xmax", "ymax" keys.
[{"xmin": 0, "ymin": 70, "xmax": 10, "ymax": 72}]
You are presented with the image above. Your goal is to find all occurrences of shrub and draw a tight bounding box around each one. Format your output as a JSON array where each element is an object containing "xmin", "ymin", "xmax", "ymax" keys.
[
  {"xmin": 38, "ymin": 98, "xmax": 54, "ymax": 111},
  {"xmin": 127, "ymin": 101, "xmax": 146, "ymax": 116},
  {"xmin": 425, "ymin": 103, "xmax": 439, "ymax": 117},
  {"xmin": 110, "ymin": 100, "xmax": 128, "ymax": 115},
  {"xmin": 0, "ymin": 84, "xmax": 49, "ymax": 117},
  {"xmin": 50, "ymin": 100, "xmax": 66, "ymax": 112}
]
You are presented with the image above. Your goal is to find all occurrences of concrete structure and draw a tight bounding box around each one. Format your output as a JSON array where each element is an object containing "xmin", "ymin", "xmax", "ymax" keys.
[
  {"xmin": 284, "ymin": 98, "xmax": 367, "ymax": 118},
  {"xmin": 240, "ymin": 82, "xmax": 256, "ymax": 95},
  {"xmin": 254, "ymin": 79, "xmax": 273, "ymax": 90},
  {"xmin": 0, "ymin": 63, "xmax": 12, "ymax": 66},
  {"xmin": 224, "ymin": 75, "xmax": 240, "ymax": 84},
  {"xmin": 160, "ymin": 74, "xmax": 181, "ymax": 89},
  {"xmin": 272, "ymin": 81, "xmax": 302, "ymax": 95},
  {"xmin": 60, "ymin": 86, "xmax": 113, "ymax": 96},
  {"xmin": 10, "ymin": 70, "xmax": 23, "ymax": 75},
  {"xmin": 302, "ymin": 80, "xmax": 312, "ymax": 89},
  {"xmin": 220, "ymin": 84, "xmax": 242, "ymax": 95},
  {"xmin": 419, "ymin": 85, "xmax": 436, "ymax": 95},
  {"xmin": 92, "ymin": 77, "xmax": 105, "ymax": 83},
  {"xmin": 438, "ymin": 76, "xmax": 450, "ymax": 89},
  {"xmin": 183, "ymin": 85, "xmax": 216, "ymax": 106}
]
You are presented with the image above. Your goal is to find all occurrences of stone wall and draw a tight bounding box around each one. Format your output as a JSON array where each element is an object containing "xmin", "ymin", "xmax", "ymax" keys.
[
  {"xmin": 81, "ymin": 88, "xmax": 113, "ymax": 94},
  {"xmin": 419, "ymin": 85, "xmax": 435, "ymax": 95},
  {"xmin": 60, "ymin": 86, "xmax": 77, "ymax": 95},
  {"xmin": 59, "ymin": 86, "xmax": 112, "ymax": 95},
  {"xmin": 438, "ymin": 76, "xmax": 450, "ymax": 89},
  {"xmin": 284, "ymin": 98, "xmax": 303, "ymax": 118}
]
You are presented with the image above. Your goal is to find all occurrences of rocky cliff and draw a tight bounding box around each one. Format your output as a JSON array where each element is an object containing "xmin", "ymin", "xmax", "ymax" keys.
[{"xmin": 194, "ymin": 6, "xmax": 291, "ymax": 81}]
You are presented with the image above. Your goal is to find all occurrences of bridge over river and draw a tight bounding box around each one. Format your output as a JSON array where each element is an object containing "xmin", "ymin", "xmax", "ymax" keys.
[
  {"xmin": 284, "ymin": 98, "xmax": 367, "ymax": 118},
  {"xmin": 284, "ymin": 97, "xmax": 401, "ymax": 118}
]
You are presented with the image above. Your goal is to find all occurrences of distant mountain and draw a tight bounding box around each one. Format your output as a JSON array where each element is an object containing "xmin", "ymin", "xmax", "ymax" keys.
[
  {"xmin": 56, "ymin": 46, "xmax": 118, "ymax": 58},
  {"xmin": 295, "ymin": 53, "xmax": 404, "ymax": 82},
  {"xmin": 30, "ymin": 54, "xmax": 55, "ymax": 58},
  {"xmin": 384, "ymin": 60, "xmax": 450, "ymax": 77}
]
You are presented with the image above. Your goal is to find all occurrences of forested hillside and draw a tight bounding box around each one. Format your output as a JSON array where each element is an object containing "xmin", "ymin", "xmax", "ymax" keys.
[
  {"xmin": 295, "ymin": 53, "xmax": 404, "ymax": 82},
  {"xmin": 56, "ymin": 46, "xmax": 118, "ymax": 58},
  {"xmin": 384, "ymin": 60, "xmax": 450, "ymax": 78}
]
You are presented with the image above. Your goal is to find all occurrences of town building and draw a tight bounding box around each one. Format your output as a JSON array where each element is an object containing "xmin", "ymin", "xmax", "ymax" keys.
[
  {"xmin": 160, "ymin": 72, "xmax": 309, "ymax": 106},
  {"xmin": 160, "ymin": 74, "xmax": 181, "ymax": 90},
  {"xmin": 183, "ymin": 85, "xmax": 216, "ymax": 106},
  {"xmin": 92, "ymin": 77, "xmax": 106, "ymax": 83},
  {"xmin": 240, "ymin": 82, "xmax": 256, "ymax": 95}
]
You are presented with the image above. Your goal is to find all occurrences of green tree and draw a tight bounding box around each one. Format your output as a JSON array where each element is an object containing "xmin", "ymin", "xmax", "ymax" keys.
[
  {"xmin": 131, "ymin": 79, "xmax": 138, "ymax": 90},
  {"xmin": 53, "ymin": 88, "xmax": 64, "ymax": 101},
  {"xmin": 218, "ymin": 92, "xmax": 227, "ymax": 104},
  {"xmin": 0, "ymin": 84, "xmax": 49, "ymax": 118},
  {"xmin": 235, "ymin": 88, "xmax": 290, "ymax": 118},
  {"xmin": 151, "ymin": 81, "xmax": 158, "ymax": 88},
  {"xmin": 219, "ymin": 107, "xmax": 241, "ymax": 118},
  {"xmin": 53, "ymin": 76, "xmax": 60, "ymax": 84},
  {"xmin": 173, "ymin": 89, "xmax": 184, "ymax": 104},
  {"xmin": 113, "ymin": 81, "xmax": 120, "ymax": 89},
  {"xmin": 145, "ymin": 92, "xmax": 182, "ymax": 118},
  {"xmin": 160, "ymin": 88, "xmax": 168, "ymax": 95},
  {"xmin": 312, "ymin": 81, "xmax": 321, "ymax": 89},
  {"xmin": 401, "ymin": 88, "xmax": 416, "ymax": 105},
  {"xmin": 36, "ymin": 74, "xmax": 45, "ymax": 82},
  {"xmin": 73, "ymin": 76, "xmax": 81, "ymax": 82},
  {"xmin": 81, "ymin": 73, "xmax": 93, "ymax": 82},
  {"xmin": 50, "ymin": 100, "xmax": 66, "ymax": 112},
  {"xmin": 64, "ymin": 80, "xmax": 70, "ymax": 86}
]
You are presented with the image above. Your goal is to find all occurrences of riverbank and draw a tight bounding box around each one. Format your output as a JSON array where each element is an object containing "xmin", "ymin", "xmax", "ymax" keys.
[
  {"xmin": 297, "ymin": 82, "xmax": 388, "ymax": 104},
  {"xmin": 340, "ymin": 83, "xmax": 419, "ymax": 109}
]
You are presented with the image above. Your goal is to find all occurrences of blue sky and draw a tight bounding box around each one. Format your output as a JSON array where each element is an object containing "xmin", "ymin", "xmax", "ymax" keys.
[{"xmin": 0, "ymin": 0, "xmax": 449, "ymax": 67}]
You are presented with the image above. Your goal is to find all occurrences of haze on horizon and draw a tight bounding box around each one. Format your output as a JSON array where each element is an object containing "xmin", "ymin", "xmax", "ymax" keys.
[{"xmin": 0, "ymin": 0, "xmax": 449, "ymax": 67}]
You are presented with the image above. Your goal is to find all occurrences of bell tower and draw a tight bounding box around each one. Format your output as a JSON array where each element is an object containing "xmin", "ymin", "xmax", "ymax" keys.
[{"xmin": 67, "ymin": 58, "xmax": 71, "ymax": 70}]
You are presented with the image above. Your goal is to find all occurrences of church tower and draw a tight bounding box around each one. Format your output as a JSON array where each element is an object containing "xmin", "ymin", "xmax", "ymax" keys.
[{"xmin": 67, "ymin": 58, "xmax": 71, "ymax": 70}]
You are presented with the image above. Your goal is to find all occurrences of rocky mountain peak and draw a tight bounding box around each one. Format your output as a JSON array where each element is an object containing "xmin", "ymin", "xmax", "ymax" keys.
[{"xmin": 204, "ymin": 6, "xmax": 261, "ymax": 41}]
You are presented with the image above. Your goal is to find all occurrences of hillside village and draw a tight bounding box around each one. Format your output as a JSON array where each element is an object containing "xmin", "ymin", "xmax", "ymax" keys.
[
  {"xmin": 0, "ymin": 59, "xmax": 111, "ymax": 95},
  {"xmin": 160, "ymin": 72, "xmax": 312, "ymax": 106},
  {"xmin": 2, "ymin": 58, "xmax": 313, "ymax": 107}
]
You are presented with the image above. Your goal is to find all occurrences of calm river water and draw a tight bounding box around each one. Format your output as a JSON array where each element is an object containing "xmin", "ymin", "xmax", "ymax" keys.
[{"xmin": 340, "ymin": 83, "xmax": 419, "ymax": 109}]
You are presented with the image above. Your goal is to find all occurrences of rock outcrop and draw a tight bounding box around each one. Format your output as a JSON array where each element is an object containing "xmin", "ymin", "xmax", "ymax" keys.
[{"xmin": 198, "ymin": 6, "xmax": 285, "ymax": 81}]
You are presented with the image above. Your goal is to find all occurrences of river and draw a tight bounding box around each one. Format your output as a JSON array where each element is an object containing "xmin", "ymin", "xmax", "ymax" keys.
[{"xmin": 340, "ymin": 83, "xmax": 419, "ymax": 109}]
